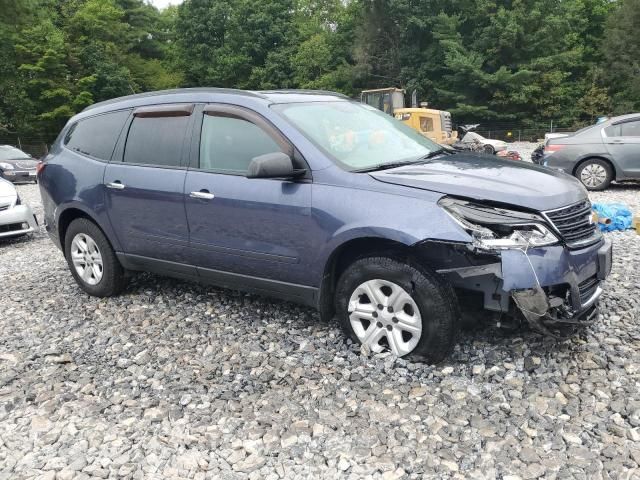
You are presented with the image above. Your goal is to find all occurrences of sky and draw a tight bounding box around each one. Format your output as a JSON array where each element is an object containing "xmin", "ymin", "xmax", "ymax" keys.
[{"xmin": 148, "ymin": 0, "xmax": 184, "ymax": 9}]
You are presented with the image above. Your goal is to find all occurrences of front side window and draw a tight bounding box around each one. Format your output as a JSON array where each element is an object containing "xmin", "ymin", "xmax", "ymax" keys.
[
  {"xmin": 272, "ymin": 101, "xmax": 440, "ymax": 171},
  {"xmin": 124, "ymin": 115, "xmax": 189, "ymax": 167},
  {"xmin": 199, "ymin": 114, "xmax": 282, "ymax": 173},
  {"xmin": 65, "ymin": 110, "xmax": 130, "ymax": 161}
]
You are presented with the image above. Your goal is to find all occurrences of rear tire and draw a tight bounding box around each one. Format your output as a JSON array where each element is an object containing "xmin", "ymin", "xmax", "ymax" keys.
[
  {"xmin": 64, "ymin": 218, "xmax": 126, "ymax": 297},
  {"xmin": 483, "ymin": 144, "xmax": 495, "ymax": 154},
  {"xmin": 335, "ymin": 256, "xmax": 458, "ymax": 363},
  {"xmin": 575, "ymin": 158, "xmax": 613, "ymax": 190}
]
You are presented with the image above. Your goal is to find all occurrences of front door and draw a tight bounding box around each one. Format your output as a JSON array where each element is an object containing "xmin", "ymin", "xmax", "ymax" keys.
[
  {"xmin": 603, "ymin": 118, "xmax": 640, "ymax": 177},
  {"xmin": 184, "ymin": 104, "xmax": 315, "ymax": 292},
  {"xmin": 104, "ymin": 104, "xmax": 194, "ymax": 264}
]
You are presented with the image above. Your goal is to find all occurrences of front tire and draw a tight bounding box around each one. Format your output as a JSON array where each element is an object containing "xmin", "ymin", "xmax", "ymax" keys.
[
  {"xmin": 575, "ymin": 158, "xmax": 613, "ymax": 190},
  {"xmin": 335, "ymin": 256, "xmax": 458, "ymax": 363},
  {"xmin": 64, "ymin": 218, "xmax": 126, "ymax": 297}
]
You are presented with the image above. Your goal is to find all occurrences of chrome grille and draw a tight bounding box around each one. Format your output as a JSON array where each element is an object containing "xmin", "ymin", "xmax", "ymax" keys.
[{"xmin": 544, "ymin": 200, "xmax": 599, "ymax": 248}]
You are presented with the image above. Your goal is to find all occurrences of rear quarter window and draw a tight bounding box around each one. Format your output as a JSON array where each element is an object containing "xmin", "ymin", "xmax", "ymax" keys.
[{"xmin": 65, "ymin": 110, "xmax": 130, "ymax": 160}]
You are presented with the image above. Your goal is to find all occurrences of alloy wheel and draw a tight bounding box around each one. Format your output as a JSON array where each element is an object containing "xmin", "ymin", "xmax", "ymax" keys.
[
  {"xmin": 580, "ymin": 164, "xmax": 607, "ymax": 188},
  {"xmin": 70, "ymin": 233, "xmax": 104, "ymax": 285},
  {"xmin": 347, "ymin": 279, "xmax": 422, "ymax": 356}
]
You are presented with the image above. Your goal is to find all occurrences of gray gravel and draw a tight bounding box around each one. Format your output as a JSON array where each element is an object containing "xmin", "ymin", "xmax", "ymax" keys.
[{"xmin": 1, "ymin": 183, "xmax": 639, "ymax": 479}]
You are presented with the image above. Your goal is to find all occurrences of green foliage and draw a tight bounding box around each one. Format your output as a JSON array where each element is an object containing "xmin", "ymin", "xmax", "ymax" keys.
[
  {"xmin": 0, "ymin": 0, "xmax": 635, "ymax": 141},
  {"xmin": 601, "ymin": 0, "xmax": 640, "ymax": 114}
]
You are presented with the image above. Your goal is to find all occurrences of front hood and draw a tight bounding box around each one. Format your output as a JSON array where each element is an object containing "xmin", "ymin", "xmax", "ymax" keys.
[
  {"xmin": 484, "ymin": 139, "xmax": 507, "ymax": 147},
  {"xmin": 370, "ymin": 153, "xmax": 587, "ymax": 211}
]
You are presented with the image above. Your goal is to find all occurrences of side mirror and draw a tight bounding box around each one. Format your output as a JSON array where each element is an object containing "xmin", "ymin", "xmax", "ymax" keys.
[{"xmin": 246, "ymin": 152, "xmax": 305, "ymax": 179}]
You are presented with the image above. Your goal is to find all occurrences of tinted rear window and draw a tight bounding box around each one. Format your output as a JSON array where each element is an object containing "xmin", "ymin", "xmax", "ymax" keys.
[
  {"xmin": 124, "ymin": 116, "xmax": 189, "ymax": 167},
  {"xmin": 65, "ymin": 110, "xmax": 130, "ymax": 160}
]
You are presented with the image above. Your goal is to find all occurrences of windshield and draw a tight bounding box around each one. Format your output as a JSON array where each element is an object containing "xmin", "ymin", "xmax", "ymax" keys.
[
  {"xmin": 272, "ymin": 101, "xmax": 440, "ymax": 171},
  {"xmin": 0, "ymin": 146, "xmax": 30, "ymax": 161}
]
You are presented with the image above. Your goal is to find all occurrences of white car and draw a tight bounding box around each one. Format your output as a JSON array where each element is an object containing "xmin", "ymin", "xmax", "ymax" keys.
[
  {"xmin": 460, "ymin": 131, "xmax": 508, "ymax": 154},
  {"xmin": 0, "ymin": 178, "xmax": 38, "ymax": 238}
]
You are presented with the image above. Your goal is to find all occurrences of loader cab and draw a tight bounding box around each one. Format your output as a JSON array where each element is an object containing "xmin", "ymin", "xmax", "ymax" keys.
[{"xmin": 360, "ymin": 88, "xmax": 406, "ymax": 115}]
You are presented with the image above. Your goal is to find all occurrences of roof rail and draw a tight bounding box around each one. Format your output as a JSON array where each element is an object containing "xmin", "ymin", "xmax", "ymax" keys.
[
  {"xmin": 82, "ymin": 88, "xmax": 268, "ymax": 112},
  {"xmin": 256, "ymin": 89, "xmax": 350, "ymax": 99}
]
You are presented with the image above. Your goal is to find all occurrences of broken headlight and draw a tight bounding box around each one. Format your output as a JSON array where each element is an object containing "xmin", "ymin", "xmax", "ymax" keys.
[{"xmin": 439, "ymin": 197, "xmax": 559, "ymax": 250}]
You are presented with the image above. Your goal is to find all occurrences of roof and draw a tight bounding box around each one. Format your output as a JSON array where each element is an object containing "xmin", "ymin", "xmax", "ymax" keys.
[{"xmin": 83, "ymin": 88, "xmax": 349, "ymax": 113}]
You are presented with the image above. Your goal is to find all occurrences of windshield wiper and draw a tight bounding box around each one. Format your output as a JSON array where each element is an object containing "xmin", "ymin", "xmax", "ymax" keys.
[
  {"xmin": 419, "ymin": 147, "xmax": 449, "ymax": 160},
  {"xmin": 353, "ymin": 160, "xmax": 424, "ymax": 173},
  {"xmin": 354, "ymin": 148, "xmax": 450, "ymax": 173}
]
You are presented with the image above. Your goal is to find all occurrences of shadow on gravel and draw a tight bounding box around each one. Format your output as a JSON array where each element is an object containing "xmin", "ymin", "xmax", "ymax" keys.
[{"xmin": 118, "ymin": 270, "xmax": 583, "ymax": 368}]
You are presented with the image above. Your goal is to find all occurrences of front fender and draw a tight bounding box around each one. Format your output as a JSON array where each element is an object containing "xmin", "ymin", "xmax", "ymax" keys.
[{"xmin": 309, "ymin": 183, "xmax": 470, "ymax": 285}]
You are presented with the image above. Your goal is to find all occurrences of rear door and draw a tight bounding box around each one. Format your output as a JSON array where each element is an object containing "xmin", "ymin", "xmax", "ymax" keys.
[
  {"xmin": 603, "ymin": 118, "xmax": 640, "ymax": 177},
  {"xmin": 104, "ymin": 104, "xmax": 194, "ymax": 265},
  {"xmin": 183, "ymin": 104, "xmax": 315, "ymax": 295}
]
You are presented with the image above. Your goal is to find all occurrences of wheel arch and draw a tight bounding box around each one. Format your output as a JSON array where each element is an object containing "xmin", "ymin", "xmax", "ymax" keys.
[
  {"xmin": 57, "ymin": 206, "xmax": 116, "ymax": 255},
  {"xmin": 317, "ymin": 235, "xmax": 465, "ymax": 322},
  {"xmin": 572, "ymin": 156, "xmax": 617, "ymax": 179}
]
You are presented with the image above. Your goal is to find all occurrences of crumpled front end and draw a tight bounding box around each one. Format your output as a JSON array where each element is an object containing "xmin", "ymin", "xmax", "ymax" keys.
[{"xmin": 432, "ymin": 238, "xmax": 612, "ymax": 333}]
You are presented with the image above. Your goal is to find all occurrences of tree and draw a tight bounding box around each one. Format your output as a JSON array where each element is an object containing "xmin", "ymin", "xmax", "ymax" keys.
[{"xmin": 601, "ymin": 0, "xmax": 640, "ymax": 114}]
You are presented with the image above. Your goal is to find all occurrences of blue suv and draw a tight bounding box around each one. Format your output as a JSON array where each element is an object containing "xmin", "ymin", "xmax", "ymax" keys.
[{"xmin": 39, "ymin": 89, "xmax": 612, "ymax": 362}]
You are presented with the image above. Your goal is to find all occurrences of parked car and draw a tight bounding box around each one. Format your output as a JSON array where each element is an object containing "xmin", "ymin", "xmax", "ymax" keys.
[
  {"xmin": 0, "ymin": 178, "xmax": 38, "ymax": 239},
  {"xmin": 0, "ymin": 145, "xmax": 39, "ymax": 183},
  {"xmin": 38, "ymin": 89, "xmax": 612, "ymax": 363},
  {"xmin": 543, "ymin": 114, "xmax": 640, "ymax": 190},
  {"xmin": 459, "ymin": 131, "xmax": 508, "ymax": 154}
]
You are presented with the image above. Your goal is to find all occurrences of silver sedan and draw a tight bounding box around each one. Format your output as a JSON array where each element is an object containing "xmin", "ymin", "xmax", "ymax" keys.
[
  {"xmin": 543, "ymin": 114, "xmax": 640, "ymax": 190},
  {"xmin": 0, "ymin": 178, "xmax": 38, "ymax": 238}
]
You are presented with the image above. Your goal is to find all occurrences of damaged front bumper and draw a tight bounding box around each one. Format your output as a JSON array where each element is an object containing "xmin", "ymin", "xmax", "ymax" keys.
[{"xmin": 435, "ymin": 237, "xmax": 613, "ymax": 332}]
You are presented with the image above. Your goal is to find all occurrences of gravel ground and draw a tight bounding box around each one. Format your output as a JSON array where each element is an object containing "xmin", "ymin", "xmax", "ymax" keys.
[{"xmin": 1, "ymin": 180, "xmax": 639, "ymax": 480}]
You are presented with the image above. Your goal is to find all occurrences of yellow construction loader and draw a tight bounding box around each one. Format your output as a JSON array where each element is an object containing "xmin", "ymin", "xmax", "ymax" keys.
[{"xmin": 360, "ymin": 88, "xmax": 457, "ymax": 145}]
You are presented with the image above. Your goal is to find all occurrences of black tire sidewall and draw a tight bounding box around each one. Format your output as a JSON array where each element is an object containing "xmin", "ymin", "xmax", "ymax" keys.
[
  {"xmin": 483, "ymin": 144, "xmax": 495, "ymax": 154},
  {"xmin": 335, "ymin": 257, "xmax": 458, "ymax": 363},
  {"xmin": 576, "ymin": 159, "xmax": 613, "ymax": 191},
  {"xmin": 64, "ymin": 218, "xmax": 124, "ymax": 297}
]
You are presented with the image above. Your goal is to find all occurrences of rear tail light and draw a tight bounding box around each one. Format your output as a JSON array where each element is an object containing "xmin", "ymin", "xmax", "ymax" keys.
[
  {"xmin": 543, "ymin": 144, "xmax": 566, "ymax": 155},
  {"xmin": 36, "ymin": 161, "xmax": 46, "ymax": 175}
]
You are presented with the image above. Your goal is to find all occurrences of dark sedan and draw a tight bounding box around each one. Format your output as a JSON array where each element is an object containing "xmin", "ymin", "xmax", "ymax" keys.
[
  {"xmin": 543, "ymin": 114, "xmax": 640, "ymax": 190},
  {"xmin": 0, "ymin": 145, "xmax": 39, "ymax": 183}
]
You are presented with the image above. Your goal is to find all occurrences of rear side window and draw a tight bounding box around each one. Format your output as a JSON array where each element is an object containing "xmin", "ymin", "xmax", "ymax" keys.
[
  {"xmin": 124, "ymin": 115, "xmax": 190, "ymax": 167},
  {"xmin": 620, "ymin": 120, "xmax": 640, "ymax": 137},
  {"xmin": 199, "ymin": 115, "xmax": 282, "ymax": 173},
  {"xmin": 65, "ymin": 110, "xmax": 130, "ymax": 160}
]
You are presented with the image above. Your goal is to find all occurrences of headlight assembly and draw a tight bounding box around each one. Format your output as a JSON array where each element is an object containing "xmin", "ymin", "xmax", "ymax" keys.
[
  {"xmin": 0, "ymin": 162, "xmax": 15, "ymax": 170},
  {"xmin": 439, "ymin": 197, "xmax": 559, "ymax": 250}
]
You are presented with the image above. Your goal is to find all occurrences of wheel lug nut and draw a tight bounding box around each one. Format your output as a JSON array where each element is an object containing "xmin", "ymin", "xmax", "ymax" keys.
[
  {"xmin": 377, "ymin": 304, "xmax": 383, "ymax": 310},
  {"xmin": 386, "ymin": 325, "xmax": 393, "ymax": 331},
  {"xmin": 387, "ymin": 306, "xmax": 393, "ymax": 313},
  {"xmin": 372, "ymin": 311, "xmax": 378, "ymax": 318},
  {"xmin": 392, "ymin": 317, "xmax": 398, "ymax": 323},
  {"xmin": 376, "ymin": 322, "xmax": 383, "ymax": 328}
]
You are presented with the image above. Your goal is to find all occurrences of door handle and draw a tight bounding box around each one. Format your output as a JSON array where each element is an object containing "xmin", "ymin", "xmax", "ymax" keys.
[
  {"xmin": 106, "ymin": 181, "xmax": 125, "ymax": 190},
  {"xmin": 189, "ymin": 190, "xmax": 215, "ymax": 200}
]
